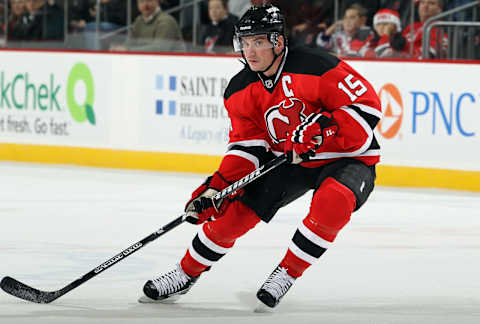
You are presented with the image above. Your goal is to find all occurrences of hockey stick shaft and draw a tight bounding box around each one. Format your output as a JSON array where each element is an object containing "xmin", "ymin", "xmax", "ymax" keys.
[
  {"xmin": 213, "ymin": 155, "xmax": 286, "ymax": 201},
  {"xmin": 1, "ymin": 214, "xmax": 186, "ymax": 304},
  {"xmin": 1, "ymin": 155, "xmax": 287, "ymax": 303}
]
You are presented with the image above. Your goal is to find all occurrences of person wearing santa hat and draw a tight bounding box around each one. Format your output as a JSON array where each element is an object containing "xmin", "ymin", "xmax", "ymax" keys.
[
  {"xmin": 363, "ymin": 9, "xmax": 406, "ymax": 58},
  {"xmin": 374, "ymin": 8, "xmax": 402, "ymax": 36}
]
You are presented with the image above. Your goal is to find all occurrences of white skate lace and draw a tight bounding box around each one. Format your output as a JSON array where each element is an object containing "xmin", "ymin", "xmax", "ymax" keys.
[
  {"xmin": 151, "ymin": 264, "xmax": 191, "ymax": 295},
  {"xmin": 262, "ymin": 266, "xmax": 295, "ymax": 299}
]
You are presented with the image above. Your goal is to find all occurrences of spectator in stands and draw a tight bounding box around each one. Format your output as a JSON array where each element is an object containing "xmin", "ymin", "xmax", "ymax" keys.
[
  {"xmin": 83, "ymin": 0, "xmax": 127, "ymax": 49},
  {"xmin": 15, "ymin": 0, "xmax": 64, "ymax": 41},
  {"xmin": 289, "ymin": 0, "xmax": 335, "ymax": 48},
  {"xmin": 85, "ymin": 0, "xmax": 127, "ymax": 31},
  {"xmin": 271, "ymin": 0, "xmax": 309, "ymax": 34},
  {"xmin": 156, "ymin": 0, "xmax": 178, "ymax": 20},
  {"xmin": 389, "ymin": 0, "xmax": 447, "ymax": 58},
  {"xmin": 340, "ymin": 0, "xmax": 380, "ymax": 27},
  {"xmin": 68, "ymin": 0, "xmax": 90, "ymax": 33},
  {"xmin": 200, "ymin": 0, "xmax": 238, "ymax": 53},
  {"xmin": 7, "ymin": 0, "xmax": 27, "ymax": 40},
  {"xmin": 316, "ymin": 3, "xmax": 374, "ymax": 57},
  {"xmin": 110, "ymin": 0, "xmax": 184, "ymax": 52},
  {"xmin": 364, "ymin": 8, "xmax": 406, "ymax": 58},
  {"xmin": 378, "ymin": 0, "xmax": 411, "ymax": 26}
]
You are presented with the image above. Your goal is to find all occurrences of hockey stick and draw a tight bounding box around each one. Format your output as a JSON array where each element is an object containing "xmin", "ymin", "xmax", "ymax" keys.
[{"xmin": 1, "ymin": 155, "xmax": 287, "ymax": 304}]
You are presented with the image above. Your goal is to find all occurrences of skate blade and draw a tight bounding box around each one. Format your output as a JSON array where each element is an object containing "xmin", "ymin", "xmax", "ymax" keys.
[
  {"xmin": 253, "ymin": 301, "xmax": 274, "ymax": 313},
  {"xmin": 138, "ymin": 294, "xmax": 181, "ymax": 304}
]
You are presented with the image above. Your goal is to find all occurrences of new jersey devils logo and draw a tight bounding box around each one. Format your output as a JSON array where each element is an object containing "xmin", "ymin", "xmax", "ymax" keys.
[{"xmin": 265, "ymin": 98, "xmax": 307, "ymax": 143}]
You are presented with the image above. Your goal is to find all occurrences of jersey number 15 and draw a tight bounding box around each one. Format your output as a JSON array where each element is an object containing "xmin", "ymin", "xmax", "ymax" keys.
[{"xmin": 338, "ymin": 74, "xmax": 367, "ymax": 102}]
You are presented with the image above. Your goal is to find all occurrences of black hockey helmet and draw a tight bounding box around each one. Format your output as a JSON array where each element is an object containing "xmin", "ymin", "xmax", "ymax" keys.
[{"xmin": 233, "ymin": 4, "xmax": 286, "ymax": 52}]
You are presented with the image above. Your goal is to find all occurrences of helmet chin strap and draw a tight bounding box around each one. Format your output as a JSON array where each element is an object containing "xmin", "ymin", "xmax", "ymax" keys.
[{"xmin": 260, "ymin": 47, "xmax": 285, "ymax": 73}]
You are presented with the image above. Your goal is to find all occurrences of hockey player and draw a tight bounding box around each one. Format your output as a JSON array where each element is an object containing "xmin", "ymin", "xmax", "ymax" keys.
[{"xmin": 139, "ymin": 4, "xmax": 382, "ymax": 309}]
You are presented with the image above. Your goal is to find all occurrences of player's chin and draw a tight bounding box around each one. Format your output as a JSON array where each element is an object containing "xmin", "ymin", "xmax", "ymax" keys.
[{"xmin": 247, "ymin": 62, "xmax": 262, "ymax": 72}]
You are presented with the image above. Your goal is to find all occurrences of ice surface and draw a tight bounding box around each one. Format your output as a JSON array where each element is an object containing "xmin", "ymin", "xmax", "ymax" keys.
[{"xmin": 1, "ymin": 162, "xmax": 479, "ymax": 324}]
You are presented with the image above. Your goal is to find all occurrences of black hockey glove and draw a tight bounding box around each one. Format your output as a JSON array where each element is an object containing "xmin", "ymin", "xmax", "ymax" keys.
[
  {"xmin": 184, "ymin": 172, "xmax": 230, "ymax": 224},
  {"xmin": 284, "ymin": 112, "xmax": 338, "ymax": 164}
]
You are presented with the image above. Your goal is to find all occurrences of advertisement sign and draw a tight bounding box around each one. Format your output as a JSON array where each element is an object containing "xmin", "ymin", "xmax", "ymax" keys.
[
  {"xmin": 1, "ymin": 50, "xmax": 479, "ymax": 176},
  {"xmin": 138, "ymin": 55, "xmax": 244, "ymax": 155},
  {"xmin": 0, "ymin": 52, "xmax": 111, "ymax": 146},
  {"xmin": 348, "ymin": 60, "xmax": 480, "ymax": 171}
]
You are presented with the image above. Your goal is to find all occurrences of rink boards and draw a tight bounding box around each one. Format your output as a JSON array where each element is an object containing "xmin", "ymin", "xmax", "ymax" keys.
[{"xmin": 0, "ymin": 50, "xmax": 479, "ymax": 191}]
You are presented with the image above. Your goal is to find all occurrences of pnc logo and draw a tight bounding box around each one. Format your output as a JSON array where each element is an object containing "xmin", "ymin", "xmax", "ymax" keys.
[
  {"xmin": 66, "ymin": 63, "xmax": 96, "ymax": 125},
  {"xmin": 377, "ymin": 83, "xmax": 403, "ymax": 139}
]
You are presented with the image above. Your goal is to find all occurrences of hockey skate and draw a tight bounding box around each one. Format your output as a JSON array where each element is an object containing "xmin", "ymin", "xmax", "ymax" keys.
[
  {"xmin": 256, "ymin": 265, "xmax": 296, "ymax": 309},
  {"xmin": 138, "ymin": 263, "xmax": 199, "ymax": 303}
]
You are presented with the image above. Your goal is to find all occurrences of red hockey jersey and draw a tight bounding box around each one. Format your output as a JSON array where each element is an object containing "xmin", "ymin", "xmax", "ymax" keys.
[
  {"xmin": 402, "ymin": 21, "xmax": 447, "ymax": 59},
  {"xmin": 217, "ymin": 46, "xmax": 382, "ymax": 183}
]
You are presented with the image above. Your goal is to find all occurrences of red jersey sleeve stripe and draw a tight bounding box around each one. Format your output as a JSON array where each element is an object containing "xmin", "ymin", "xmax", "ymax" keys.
[
  {"xmin": 311, "ymin": 106, "xmax": 374, "ymax": 160},
  {"xmin": 338, "ymin": 106, "xmax": 374, "ymax": 151}
]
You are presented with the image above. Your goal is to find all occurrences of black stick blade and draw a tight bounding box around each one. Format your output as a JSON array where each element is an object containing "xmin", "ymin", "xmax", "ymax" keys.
[{"xmin": 1, "ymin": 276, "xmax": 59, "ymax": 304}]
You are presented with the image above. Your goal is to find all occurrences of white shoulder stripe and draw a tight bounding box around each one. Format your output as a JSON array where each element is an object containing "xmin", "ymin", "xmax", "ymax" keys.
[
  {"xmin": 311, "ymin": 149, "xmax": 380, "ymax": 160},
  {"xmin": 359, "ymin": 149, "xmax": 380, "ymax": 156},
  {"xmin": 351, "ymin": 103, "xmax": 383, "ymax": 119},
  {"xmin": 227, "ymin": 139, "xmax": 270, "ymax": 150},
  {"xmin": 225, "ymin": 150, "xmax": 260, "ymax": 169}
]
